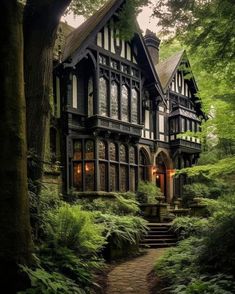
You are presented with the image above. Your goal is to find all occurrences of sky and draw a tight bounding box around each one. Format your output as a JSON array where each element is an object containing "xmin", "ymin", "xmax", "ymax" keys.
[{"xmin": 62, "ymin": 2, "xmax": 160, "ymax": 34}]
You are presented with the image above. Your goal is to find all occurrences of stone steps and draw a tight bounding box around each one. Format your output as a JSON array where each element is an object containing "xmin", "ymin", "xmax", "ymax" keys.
[{"xmin": 141, "ymin": 222, "xmax": 177, "ymax": 248}]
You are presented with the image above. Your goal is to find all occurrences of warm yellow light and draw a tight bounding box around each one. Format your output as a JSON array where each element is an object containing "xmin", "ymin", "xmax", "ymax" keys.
[
  {"xmin": 85, "ymin": 163, "xmax": 90, "ymax": 172},
  {"xmin": 152, "ymin": 165, "xmax": 157, "ymax": 174},
  {"xmin": 77, "ymin": 165, "xmax": 81, "ymax": 174},
  {"xmin": 156, "ymin": 174, "xmax": 159, "ymax": 179},
  {"xmin": 168, "ymin": 169, "xmax": 176, "ymax": 177}
]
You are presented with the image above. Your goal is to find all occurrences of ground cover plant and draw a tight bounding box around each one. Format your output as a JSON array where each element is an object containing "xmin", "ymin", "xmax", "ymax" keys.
[{"xmin": 154, "ymin": 194, "xmax": 235, "ymax": 293}]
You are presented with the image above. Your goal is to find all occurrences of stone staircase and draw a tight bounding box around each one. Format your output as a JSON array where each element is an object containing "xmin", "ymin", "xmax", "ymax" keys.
[{"xmin": 141, "ymin": 223, "xmax": 178, "ymax": 248}]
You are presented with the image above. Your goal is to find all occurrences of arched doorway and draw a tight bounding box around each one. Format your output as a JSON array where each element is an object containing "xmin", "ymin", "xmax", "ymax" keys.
[{"xmin": 155, "ymin": 152, "xmax": 167, "ymax": 197}]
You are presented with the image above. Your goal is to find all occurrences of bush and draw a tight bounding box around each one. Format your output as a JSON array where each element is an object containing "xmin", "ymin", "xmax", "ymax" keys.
[
  {"xmin": 95, "ymin": 213, "xmax": 148, "ymax": 248},
  {"xmin": 137, "ymin": 181, "xmax": 163, "ymax": 204},
  {"xmin": 171, "ymin": 217, "xmax": 208, "ymax": 239},
  {"xmin": 182, "ymin": 183, "xmax": 210, "ymax": 206},
  {"xmin": 77, "ymin": 192, "xmax": 139, "ymax": 216},
  {"xmin": 43, "ymin": 204, "xmax": 105, "ymax": 256}
]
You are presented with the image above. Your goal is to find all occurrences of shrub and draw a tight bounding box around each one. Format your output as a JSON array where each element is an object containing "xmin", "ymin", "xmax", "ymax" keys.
[
  {"xmin": 43, "ymin": 204, "xmax": 105, "ymax": 256},
  {"xmin": 77, "ymin": 192, "xmax": 139, "ymax": 216},
  {"xmin": 137, "ymin": 181, "xmax": 163, "ymax": 204},
  {"xmin": 95, "ymin": 213, "xmax": 148, "ymax": 248},
  {"xmin": 19, "ymin": 265, "xmax": 86, "ymax": 294},
  {"xmin": 182, "ymin": 183, "xmax": 210, "ymax": 206},
  {"xmin": 171, "ymin": 217, "xmax": 208, "ymax": 239}
]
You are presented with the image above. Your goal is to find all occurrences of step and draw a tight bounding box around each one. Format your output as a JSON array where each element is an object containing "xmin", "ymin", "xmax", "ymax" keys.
[
  {"xmin": 140, "ymin": 243, "xmax": 177, "ymax": 248},
  {"xmin": 142, "ymin": 238, "xmax": 177, "ymax": 244},
  {"xmin": 144, "ymin": 234, "xmax": 176, "ymax": 239}
]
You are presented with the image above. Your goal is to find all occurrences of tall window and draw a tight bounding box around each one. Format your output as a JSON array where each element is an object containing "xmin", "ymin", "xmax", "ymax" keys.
[
  {"xmin": 99, "ymin": 77, "xmax": 108, "ymax": 116},
  {"xmin": 109, "ymin": 143, "xmax": 118, "ymax": 191},
  {"xmin": 111, "ymin": 81, "xmax": 119, "ymax": 119},
  {"xmin": 120, "ymin": 144, "xmax": 128, "ymax": 191},
  {"xmin": 99, "ymin": 141, "xmax": 107, "ymax": 191},
  {"xmin": 129, "ymin": 147, "xmax": 137, "ymax": 191},
  {"xmin": 131, "ymin": 88, "xmax": 138, "ymax": 124},
  {"xmin": 139, "ymin": 150, "xmax": 149, "ymax": 181},
  {"xmin": 122, "ymin": 85, "xmax": 129, "ymax": 122},
  {"xmin": 88, "ymin": 77, "xmax": 93, "ymax": 116},
  {"xmin": 73, "ymin": 140, "xmax": 95, "ymax": 191}
]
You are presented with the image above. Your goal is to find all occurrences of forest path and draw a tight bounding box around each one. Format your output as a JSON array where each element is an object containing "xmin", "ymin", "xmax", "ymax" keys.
[{"xmin": 106, "ymin": 248, "xmax": 166, "ymax": 294}]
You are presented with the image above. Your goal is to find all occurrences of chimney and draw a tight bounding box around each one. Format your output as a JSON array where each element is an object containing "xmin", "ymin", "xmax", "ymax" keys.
[{"xmin": 144, "ymin": 29, "xmax": 161, "ymax": 66}]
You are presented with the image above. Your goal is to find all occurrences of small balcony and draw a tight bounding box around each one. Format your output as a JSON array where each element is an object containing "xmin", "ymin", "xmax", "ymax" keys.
[{"xmin": 170, "ymin": 138, "xmax": 201, "ymax": 153}]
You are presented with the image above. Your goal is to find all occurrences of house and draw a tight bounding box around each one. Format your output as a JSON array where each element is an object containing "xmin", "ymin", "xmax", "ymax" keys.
[{"xmin": 50, "ymin": 0, "xmax": 203, "ymax": 203}]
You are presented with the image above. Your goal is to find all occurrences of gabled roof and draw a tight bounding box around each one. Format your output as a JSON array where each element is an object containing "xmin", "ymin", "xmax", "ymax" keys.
[
  {"xmin": 60, "ymin": 0, "xmax": 165, "ymax": 100},
  {"xmin": 156, "ymin": 50, "xmax": 185, "ymax": 92},
  {"xmin": 62, "ymin": 0, "xmax": 123, "ymax": 62}
]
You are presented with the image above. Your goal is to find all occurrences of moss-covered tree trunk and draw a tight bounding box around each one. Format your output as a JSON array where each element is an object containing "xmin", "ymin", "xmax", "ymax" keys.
[
  {"xmin": 0, "ymin": 0, "xmax": 33, "ymax": 291},
  {"xmin": 24, "ymin": 0, "xmax": 71, "ymax": 195}
]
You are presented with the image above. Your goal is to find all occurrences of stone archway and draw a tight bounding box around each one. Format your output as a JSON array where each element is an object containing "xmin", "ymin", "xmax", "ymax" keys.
[{"xmin": 154, "ymin": 150, "xmax": 174, "ymax": 203}]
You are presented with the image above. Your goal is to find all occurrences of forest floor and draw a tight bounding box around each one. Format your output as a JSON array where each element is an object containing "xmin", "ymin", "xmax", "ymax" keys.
[{"xmin": 105, "ymin": 248, "xmax": 166, "ymax": 294}]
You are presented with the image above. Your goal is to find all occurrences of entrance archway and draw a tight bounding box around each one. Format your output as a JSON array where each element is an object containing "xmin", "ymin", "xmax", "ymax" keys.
[
  {"xmin": 155, "ymin": 153, "xmax": 167, "ymax": 197},
  {"xmin": 155, "ymin": 151, "xmax": 174, "ymax": 203}
]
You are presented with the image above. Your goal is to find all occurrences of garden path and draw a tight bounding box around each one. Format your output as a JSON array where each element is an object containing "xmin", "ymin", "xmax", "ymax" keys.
[{"xmin": 106, "ymin": 249, "xmax": 166, "ymax": 294}]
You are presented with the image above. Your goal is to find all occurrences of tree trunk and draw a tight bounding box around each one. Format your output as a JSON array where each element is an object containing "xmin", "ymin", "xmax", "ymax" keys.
[
  {"xmin": 24, "ymin": 0, "xmax": 71, "ymax": 195},
  {"xmin": 0, "ymin": 1, "xmax": 33, "ymax": 292}
]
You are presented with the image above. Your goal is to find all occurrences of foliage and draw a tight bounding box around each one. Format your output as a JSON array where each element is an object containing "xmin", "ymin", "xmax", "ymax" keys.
[
  {"xmin": 19, "ymin": 265, "xmax": 85, "ymax": 294},
  {"xmin": 95, "ymin": 212, "xmax": 148, "ymax": 248},
  {"xmin": 77, "ymin": 192, "xmax": 139, "ymax": 216},
  {"xmin": 171, "ymin": 217, "xmax": 208, "ymax": 239},
  {"xmin": 182, "ymin": 183, "xmax": 210, "ymax": 205},
  {"xmin": 43, "ymin": 204, "xmax": 105, "ymax": 256},
  {"xmin": 155, "ymin": 194, "xmax": 235, "ymax": 293},
  {"xmin": 176, "ymin": 157, "xmax": 235, "ymax": 179},
  {"xmin": 155, "ymin": 237, "xmax": 201, "ymax": 286},
  {"xmin": 137, "ymin": 181, "xmax": 163, "ymax": 204}
]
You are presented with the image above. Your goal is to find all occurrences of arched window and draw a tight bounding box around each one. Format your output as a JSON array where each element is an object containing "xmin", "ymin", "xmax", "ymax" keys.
[
  {"xmin": 139, "ymin": 149, "xmax": 149, "ymax": 181},
  {"xmin": 131, "ymin": 88, "xmax": 138, "ymax": 124},
  {"xmin": 85, "ymin": 140, "xmax": 94, "ymax": 159},
  {"xmin": 122, "ymin": 85, "xmax": 129, "ymax": 122},
  {"xmin": 129, "ymin": 147, "xmax": 136, "ymax": 164},
  {"xmin": 120, "ymin": 144, "xmax": 127, "ymax": 162},
  {"xmin": 98, "ymin": 140, "xmax": 106, "ymax": 159},
  {"xmin": 111, "ymin": 81, "xmax": 119, "ymax": 119},
  {"xmin": 88, "ymin": 77, "xmax": 93, "ymax": 117},
  {"xmin": 109, "ymin": 143, "xmax": 116, "ymax": 161},
  {"xmin": 99, "ymin": 77, "xmax": 108, "ymax": 116}
]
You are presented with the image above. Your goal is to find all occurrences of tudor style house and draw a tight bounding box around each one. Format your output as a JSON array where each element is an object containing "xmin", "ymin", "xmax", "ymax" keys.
[{"xmin": 51, "ymin": 0, "xmax": 203, "ymax": 203}]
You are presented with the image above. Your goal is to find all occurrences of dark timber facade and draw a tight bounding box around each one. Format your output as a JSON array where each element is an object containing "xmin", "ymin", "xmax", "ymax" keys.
[{"xmin": 52, "ymin": 0, "xmax": 203, "ymax": 203}]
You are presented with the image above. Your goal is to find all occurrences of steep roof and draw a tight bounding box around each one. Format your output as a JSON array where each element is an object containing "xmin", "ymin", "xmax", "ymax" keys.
[
  {"xmin": 62, "ymin": 0, "xmax": 123, "ymax": 62},
  {"xmin": 156, "ymin": 50, "xmax": 185, "ymax": 91}
]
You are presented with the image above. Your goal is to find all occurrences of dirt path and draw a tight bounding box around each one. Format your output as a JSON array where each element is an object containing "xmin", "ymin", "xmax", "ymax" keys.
[{"xmin": 106, "ymin": 249, "xmax": 166, "ymax": 294}]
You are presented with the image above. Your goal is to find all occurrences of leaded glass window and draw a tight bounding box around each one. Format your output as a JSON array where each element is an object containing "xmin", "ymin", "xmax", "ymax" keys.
[
  {"xmin": 110, "ymin": 143, "xmax": 116, "ymax": 161},
  {"xmin": 120, "ymin": 165, "xmax": 127, "ymax": 192},
  {"xmin": 131, "ymin": 89, "xmax": 138, "ymax": 124},
  {"xmin": 129, "ymin": 147, "xmax": 136, "ymax": 164},
  {"xmin": 99, "ymin": 162, "xmax": 107, "ymax": 191},
  {"xmin": 111, "ymin": 82, "xmax": 119, "ymax": 119},
  {"xmin": 120, "ymin": 144, "xmax": 127, "ymax": 162},
  {"xmin": 130, "ymin": 167, "xmax": 136, "ymax": 191},
  {"xmin": 85, "ymin": 162, "xmax": 94, "ymax": 191},
  {"xmin": 73, "ymin": 163, "xmax": 82, "ymax": 191},
  {"xmin": 139, "ymin": 150, "xmax": 148, "ymax": 181},
  {"xmin": 74, "ymin": 141, "xmax": 82, "ymax": 160},
  {"xmin": 85, "ymin": 140, "xmax": 94, "ymax": 159},
  {"xmin": 110, "ymin": 164, "xmax": 118, "ymax": 191},
  {"xmin": 99, "ymin": 77, "xmax": 108, "ymax": 116},
  {"xmin": 99, "ymin": 141, "xmax": 106, "ymax": 160},
  {"xmin": 122, "ymin": 85, "xmax": 129, "ymax": 122}
]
